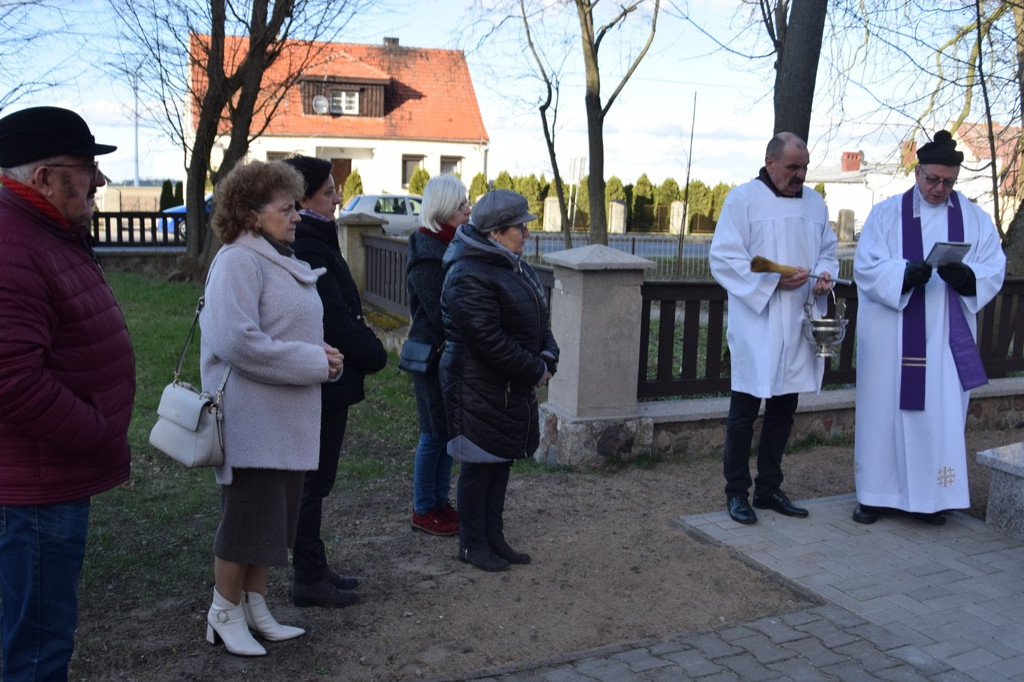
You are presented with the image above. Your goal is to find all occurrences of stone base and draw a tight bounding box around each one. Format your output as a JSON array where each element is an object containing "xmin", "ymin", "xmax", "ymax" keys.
[
  {"xmin": 536, "ymin": 403, "xmax": 653, "ymax": 468},
  {"xmin": 977, "ymin": 443, "xmax": 1024, "ymax": 541}
]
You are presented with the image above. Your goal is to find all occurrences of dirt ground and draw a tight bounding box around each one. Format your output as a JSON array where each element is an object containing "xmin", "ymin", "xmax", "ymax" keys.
[{"xmin": 70, "ymin": 428, "xmax": 1021, "ymax": 681}]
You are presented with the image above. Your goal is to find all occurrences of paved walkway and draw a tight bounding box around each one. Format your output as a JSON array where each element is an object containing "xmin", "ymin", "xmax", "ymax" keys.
[{"xmin": 447, "ymin": 493, "xmax": 1024, "ymax": 681}]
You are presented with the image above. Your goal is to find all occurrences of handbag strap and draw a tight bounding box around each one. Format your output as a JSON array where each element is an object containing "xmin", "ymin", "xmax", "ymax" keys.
[
  {"xmin": 172, "ymin": 296, "xmax": 204, "ymax": 382},
  {"xmin": 173, "ymin": 296, "xmax": 231, "ymax": 401}
]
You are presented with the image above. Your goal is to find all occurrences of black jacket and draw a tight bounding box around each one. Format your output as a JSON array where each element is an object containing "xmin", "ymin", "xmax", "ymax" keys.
[
  {"xmin": 440, "ymin": 225, "xmax": 558, "ymax": 462},
  {"xmin": 292, "ymin": 212, "xmax": 387, "ymax": 406},
  {"xmin": 406, "ymin": 229, "xmax": 449, "ymax": 436}
]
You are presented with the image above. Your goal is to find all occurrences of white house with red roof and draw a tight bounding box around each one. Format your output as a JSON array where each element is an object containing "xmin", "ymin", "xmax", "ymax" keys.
[{"xmin": 190, "ymin": 36, "xmax": 490, "ymax": 195}]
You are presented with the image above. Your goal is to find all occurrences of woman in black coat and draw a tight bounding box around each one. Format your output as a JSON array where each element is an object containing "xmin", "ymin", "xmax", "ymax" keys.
[
  {"xmin": 406, "ymin": 175, "xmax": 471, "ymax": 536},
  {"xmin": 440, "ymin": 190, "xmax": 559, "ymax": 572},
  {"xmin": 284, "ymin": 156, "xmax": 388, "ymax": 606}
]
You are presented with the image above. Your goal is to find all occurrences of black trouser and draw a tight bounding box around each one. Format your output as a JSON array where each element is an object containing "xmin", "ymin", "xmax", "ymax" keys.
[
  {"xmin": 457, "ymin": 460, "xmax": 512, "ymax": 551},
  {"xmin": 723, "ymin": 391, "xmax": 798, "ymax": 499},
  {"xmin": 292, "ymin": 405, "xmax": 348, "ymax": 585}
]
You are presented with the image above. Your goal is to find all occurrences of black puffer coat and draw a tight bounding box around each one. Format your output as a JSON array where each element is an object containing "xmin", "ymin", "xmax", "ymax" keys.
[
  {"xmin": 292, "ymin": 212, "xmax": 387, "ymax": 406},
  {"xmin": 440, "ymin": 225, "xmax": 558, "ymax": 462}
]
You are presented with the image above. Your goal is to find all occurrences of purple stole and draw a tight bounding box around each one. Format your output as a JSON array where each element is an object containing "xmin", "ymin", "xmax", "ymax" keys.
[{"xmin": 899, "ymin": 189, "xmax": 987, "ymax": 410}]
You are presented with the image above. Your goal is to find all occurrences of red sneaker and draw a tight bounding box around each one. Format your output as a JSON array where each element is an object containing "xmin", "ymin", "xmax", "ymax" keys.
[{"xmin": 411, "ymin": 509, "xmax": 458, "ymax": 536}]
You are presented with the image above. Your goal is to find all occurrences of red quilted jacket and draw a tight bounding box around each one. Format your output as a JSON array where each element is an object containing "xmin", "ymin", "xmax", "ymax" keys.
[{"xmin": 0, "ymin": 186, "xmax": 135, "ymax": 505}]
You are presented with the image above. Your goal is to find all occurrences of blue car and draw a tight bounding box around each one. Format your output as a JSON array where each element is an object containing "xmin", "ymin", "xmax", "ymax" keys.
[{"xmin": 158, "ymin": 194, "xmax": 213, "ymax": 238}]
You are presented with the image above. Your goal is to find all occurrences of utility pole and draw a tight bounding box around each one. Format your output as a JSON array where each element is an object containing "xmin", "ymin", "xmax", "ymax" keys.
[{"xmin": 133, "ymin": 70, "xmax": 140, "ymax": 187}]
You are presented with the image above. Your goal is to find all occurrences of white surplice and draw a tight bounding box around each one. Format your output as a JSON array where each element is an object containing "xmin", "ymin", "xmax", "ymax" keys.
[
  {"xmin": 853, "ymin": 187, "xmax": 1005, "ymax": 512},
  {"xmin": 710, "ymin": 179, "xmax": 838, "ymax": 398}
]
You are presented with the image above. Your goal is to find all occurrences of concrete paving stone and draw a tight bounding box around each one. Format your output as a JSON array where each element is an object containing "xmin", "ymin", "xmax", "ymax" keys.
[
  {"xmin": 793, "ymin": 619, "xmax": 861, "ymax": 650},
  {"xmin": 931, "ymin": 670, "xmax": 993, "ymax": 682},
  {"xmin": 874, "ymin": 664, "xmax": 933, "ymax": 682},
  {"xmin": 819, "ymin": 660, "xmax": 890, "ymax": 681},
  {"xmin": 767, "ymin": 656, "xmax": 842, "ymax": 681},
  {"xmin": 715, "ymin": 653, "xmax": 777, "ymax": 681},
  {"xmin": 963, "ymin": 601, "xmax": 1019, "ymax": 627},
  {"xmin": 726, "ymin": 633, "xmax": 796, "ymax": 665},
  {"xmin": 746, "ymin": 616, "xmax": 813, "ymax": 644},
  {"xmin": 988, "ymin": 653, "xmax": 1024, "ymax": 679},
  {"xmin": 780, "ymin": 637, "xmax": 851, "ymax": 668},
  {"xmin": 686, "ymin": 632, "xmax": 743, "ymax": 659},
  {"xmin": 920, "ymin": 636, "xmax": 985, "ymax": 662},
  {"xmin": 609, "ymin": 648, "xmax": 672, "ymax": 673},
  {"xmin": 493, "ymin": 675, "xmax": 547, "ymax": 682},
  {"xmin": 697, "ymin": 672, "xmax": 743, "ymax": 682},
  {"xmin": 847, "ymin": 622, "xmax": 915, "ymax": 651},
  {"xmin": 808, "ymin": 604, "xmax": 870, "ymax": 629},
  {"xmin": 831, "ymin": 640, "xmax": 902, "ymax": 673},
  {"xmin": 884, "ymin": 591, "xmax": 958, "ymax": 616},
  {"xmin": 535, "ymin": 666, "xmax": 588, "ymax": 682},
  {"xmin": 645, "ymin": 640, "xmax": 689, "ymax": 657},
  {"xmin": 944, "ymin": 645, "xmax": 1005, "ymax": 670},
  {"xmin": 778, "ymin": 609, "xmax": 826, "ymax": 628},
  {"xmin": 574, "ymin": 659, "xmax": 637, "ymax": 682},
  {"xmin": 961, "ymin": 632, "xmax": 1024, "ymax": 659},
  {"xmin": 863, "ymin": 603, "xmax": 921, "ymax": 626},
  {"xmin": 904, "ymin": 583, "xmax": 956, "ymax": 602},
  {"xmin": 886, "ymin": 645, "xmax": 954, "ymax": 675},
  {"xmin": 659, "ymin": 646, "xmax": 727, "ymax": 677},
  {"xmin": 715, "ymin": 625, "xmax": 757, "ymax": 643}
]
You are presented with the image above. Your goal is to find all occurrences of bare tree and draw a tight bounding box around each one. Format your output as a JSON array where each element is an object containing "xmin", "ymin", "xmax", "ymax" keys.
[
  {"xmin": 576, "ymin": 0, "xmax": 660, "ymax": 245},
  {"xmin": 108, "ymin": 0, "xmax": 372, "ymax": 277},
  {"xmin": 0, "ymin": 1, "xmax": 77, "ymax": 113}
]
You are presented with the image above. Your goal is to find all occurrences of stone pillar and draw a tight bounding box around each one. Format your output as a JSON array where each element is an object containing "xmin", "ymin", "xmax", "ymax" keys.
[
  {"xmin": 669, "ymin": 200, "xmax": 685, "ymax": 235},
  {"xmin": 607, "ymin": 200, "xmax": 627, "ymax": 234},
  {"xmin": 543, "ymin": 196, "xmax": 562, "ymax": 232},
  {"xmin": 836, "ymin": 209, "xmax": 856, "ymax": 241},
  {"xmin": 537, "ymin": 245, "xmax": 655, "ymax": 467},
  {"xmin": 336, "ymin": 213, "xmax": 387, "ymax": 295}
]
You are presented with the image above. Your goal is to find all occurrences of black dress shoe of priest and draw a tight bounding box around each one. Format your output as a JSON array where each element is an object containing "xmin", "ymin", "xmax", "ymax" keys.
[
  {"xmin": 852, "ymin": 504, "xmax": 883, "ymax": 525},
  {"xmin": 752, "ymin": 490, "xmax": 809, "ymax": 518},
  {"xmin": 727, "ymin": 496, "xmax": 757, "ymax": 525},
  {"xmin": 909, "ymin": 511, "xmax": 947, "ymax": 526}
]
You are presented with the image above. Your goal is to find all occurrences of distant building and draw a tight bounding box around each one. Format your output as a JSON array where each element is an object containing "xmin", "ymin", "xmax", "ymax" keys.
[
  {"xmin": 188, "ymin": 35, "xmax": 490, "ymax": 196},
  {"xmin": 808, "ymin": 123, "xmax": 1020, "ymax": 237}
]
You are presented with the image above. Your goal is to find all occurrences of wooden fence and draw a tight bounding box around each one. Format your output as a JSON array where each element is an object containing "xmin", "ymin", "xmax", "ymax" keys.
[{"xmin": 91, "ymin": 211, "xmax": 185, "ymax": 247}]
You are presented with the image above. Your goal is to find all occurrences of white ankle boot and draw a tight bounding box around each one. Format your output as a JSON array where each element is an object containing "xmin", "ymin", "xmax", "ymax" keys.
[
  {"xmin": 206, "ymin": 588, "xmax": 267, "ymax": 656},
  {"xmin": 242, "ymin": 591, "xmax": 305, "ymax": 642}
]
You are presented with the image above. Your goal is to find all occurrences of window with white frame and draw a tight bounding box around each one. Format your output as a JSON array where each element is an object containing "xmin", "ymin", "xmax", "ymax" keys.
[
  {"xmin": 440, "ymin": 156, "xmax": 462, "ymax": 176},
  {"xmin": 402, "ymin": 155, "xmax": 425, "ymax": 188},
  {"xmin": 329, "ymin": 90, "xmax": 359, "ymax": 115}
]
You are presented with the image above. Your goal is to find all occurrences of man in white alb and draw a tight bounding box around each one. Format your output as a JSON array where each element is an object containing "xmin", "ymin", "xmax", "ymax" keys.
[
  {"xmin": 710, "ymin": 132, "xmax": 838, "ymax": 525},
  {"xmin": 852, "ymin": 130, "xmax": 1005, "ymax": 525}
]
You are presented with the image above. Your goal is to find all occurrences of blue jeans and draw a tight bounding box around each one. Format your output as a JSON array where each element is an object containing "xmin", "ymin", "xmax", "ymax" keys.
[
  {"xmin": 412, "ymin": 431, "xmax": 453, "ymax": 515},
  {"xmin": 0, "ymin": 500, "xmax": 90, "ymax": 682}
]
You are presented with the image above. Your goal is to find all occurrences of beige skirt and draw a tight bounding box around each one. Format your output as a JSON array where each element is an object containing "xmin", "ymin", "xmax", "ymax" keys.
[{"xmin": 213, "ymin": 468, "xmax": 305, "ymax": 566}]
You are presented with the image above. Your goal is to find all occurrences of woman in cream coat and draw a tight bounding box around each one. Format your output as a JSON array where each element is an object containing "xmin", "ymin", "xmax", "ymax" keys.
[{"xmin": 200, "ymin": 161, "xmax": 342, "ymax": 656}]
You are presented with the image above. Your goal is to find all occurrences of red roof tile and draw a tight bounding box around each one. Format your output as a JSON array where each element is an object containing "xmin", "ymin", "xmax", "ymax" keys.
[{"xmin": 190, "ymin": 35, "xmax": 489, "ymax": 144}]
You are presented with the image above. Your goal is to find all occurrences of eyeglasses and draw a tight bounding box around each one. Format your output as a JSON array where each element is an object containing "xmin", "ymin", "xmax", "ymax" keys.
[
  {"xmin": 458, "ymin": 200, "xmax": 472, "ymax": 212},
  {"xmin": 45, "ymin": 161, "xmax": 101, "ymax": 179},
  {"xmin": 922, "ymin": 173, "xmax": 956, "ymax": 189}
]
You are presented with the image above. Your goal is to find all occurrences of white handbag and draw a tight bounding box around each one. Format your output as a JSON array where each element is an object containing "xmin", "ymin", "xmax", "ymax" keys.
[{"xmin": 149, "ymin": 297, "xmax": 230, "ymax": 467}]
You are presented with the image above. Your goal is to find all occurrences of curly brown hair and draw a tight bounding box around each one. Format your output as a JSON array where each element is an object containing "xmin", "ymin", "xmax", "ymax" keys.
[{"xmin": 211, "ymin": 161, "xmax": 305, "ymax": 243}]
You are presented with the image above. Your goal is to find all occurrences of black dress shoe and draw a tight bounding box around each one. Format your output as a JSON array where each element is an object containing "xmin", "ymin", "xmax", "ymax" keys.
[
  {"xmin": 490, "ymin": 539, "xmax": 531, "ymax": 565},
  {"xmin": 292, "ymin": 580, "xmax": 359, "ymax": 608},
  {"xmin": 909, "ymin": 511, "xmax": 946, "ymax": 526},
  {"xmin": 459, "ymin": 546, "xmax": 510, "ymax": 572},
  {"xmin": 326, "ymin": 570, "xmax": 360, "ymax": 591},
  {"xmin": 727, "ymin": 496, "xmax": 757, "ymax": 525},
  {"xmin": 752, "ymin": 490, "xmax": 808, "ymax": 518},
  {"xmin": 852, "ymin": 504, "xmax": 882, "ymax": 525}
]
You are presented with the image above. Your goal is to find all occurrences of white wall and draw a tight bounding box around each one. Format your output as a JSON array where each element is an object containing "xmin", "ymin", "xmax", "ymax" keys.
[{"xmin": 244, "ymin": 135, "xmax": 488, "ymax": 194}]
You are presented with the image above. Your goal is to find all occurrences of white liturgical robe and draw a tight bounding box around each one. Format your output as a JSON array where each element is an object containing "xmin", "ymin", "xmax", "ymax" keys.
[
  {"xmin": 710, "ymin": 179, "xmax": 838, "ymax": 399},
  {"xmin": 853, "ymin": 187, "xmax": 1005, "ymax": 513}
]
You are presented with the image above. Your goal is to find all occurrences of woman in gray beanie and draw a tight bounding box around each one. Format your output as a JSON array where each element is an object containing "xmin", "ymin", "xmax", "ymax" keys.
[{"xmin": 439, "ymin": 189, "xmax": 559, "ymax": 572}]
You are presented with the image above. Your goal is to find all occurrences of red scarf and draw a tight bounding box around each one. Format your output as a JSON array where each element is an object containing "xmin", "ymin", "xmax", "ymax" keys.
[
  {"xmin": 1, "ymin": 175, "xmax": 70, "ymax": 227},
  {"xmin": 419, "ymin": 222, "xmax": 458, "ymax": 245}
]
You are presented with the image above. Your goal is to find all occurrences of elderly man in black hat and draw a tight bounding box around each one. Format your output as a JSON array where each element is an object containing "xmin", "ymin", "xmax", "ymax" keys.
[
  {"xmin": 851, "ymin": 130, "xmax": 1005, "ymax": 526},
  {"xmin": 439, "ymin": 189, "xmax": 559, "ymax": 572},
  {"xmin": 0, "ymin": 107, "xmax": 135, "ymax": 681}
]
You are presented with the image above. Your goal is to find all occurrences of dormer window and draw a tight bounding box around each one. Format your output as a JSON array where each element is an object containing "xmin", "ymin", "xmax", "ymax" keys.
[{"xmin": 330, "ymin": 90, "xmax": 359, "ymax": 115}]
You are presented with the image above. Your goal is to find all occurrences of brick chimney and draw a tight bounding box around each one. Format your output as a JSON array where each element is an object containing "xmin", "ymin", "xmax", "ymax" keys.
[{"xmin": 841, "ymin": 151, "xmax": 863, "ymax": 172}]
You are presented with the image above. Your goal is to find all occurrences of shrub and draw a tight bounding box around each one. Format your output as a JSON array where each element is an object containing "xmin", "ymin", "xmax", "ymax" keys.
[
  {"xmin": 343, "ymin": 170, "xmax": 364, "ymax": 205},
  {"xmin": 159, "ymin": 180, "xmax": 175, "ymax": 211},
  {"xmin": 409, "ymin": 167, "xmax": 431, "ymax": 196}
]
